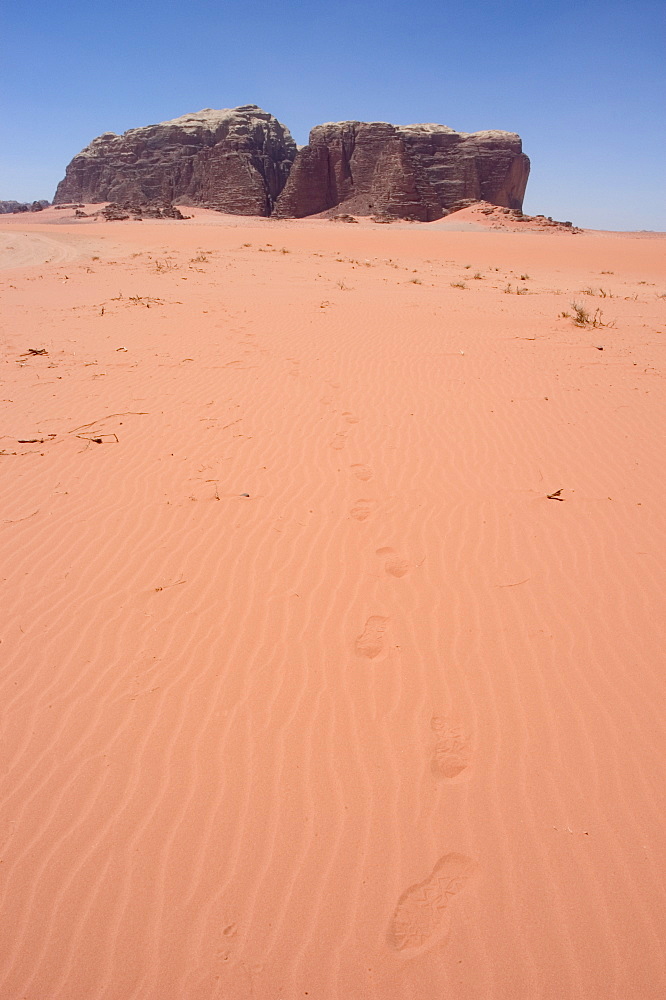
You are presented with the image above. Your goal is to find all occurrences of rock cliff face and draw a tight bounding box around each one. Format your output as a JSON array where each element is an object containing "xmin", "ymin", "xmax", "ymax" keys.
[
  {"xmin": 54, "ymin": 106, "xmax": 296, "ymax": 216},
  {"xmin": 274, "ymin": 121, "xmax": 530, "ymax": 220}
]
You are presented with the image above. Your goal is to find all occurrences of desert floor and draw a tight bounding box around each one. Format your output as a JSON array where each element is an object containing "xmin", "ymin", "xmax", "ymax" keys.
[{"xmin": 1, "ymin": 207, "xmax": 665, "ymax": 999}]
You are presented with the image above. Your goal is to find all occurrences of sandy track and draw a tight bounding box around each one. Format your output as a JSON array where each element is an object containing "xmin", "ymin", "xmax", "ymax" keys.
[
  {"xmin": 0, "ymin": 230, "xmax": 114, "ymax": 270},
  {"xmin": 1, "ymin": 216, "xmax": 665, "ymax": 999}
]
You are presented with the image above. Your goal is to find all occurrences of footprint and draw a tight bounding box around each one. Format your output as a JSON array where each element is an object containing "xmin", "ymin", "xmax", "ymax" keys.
[
  {"xmin": 355, "ymin": 616, "xmax": 389, "ymax": 659},
  {"xmin": 330, "ymin": 432, "xmax": 347, "ymax": 450},
  {"xmin": 375, "ymin": 546, "xmax": 410, "ymax": 577},
  {"xmin": 350, "ymin": 499, "xmax": 377, "ymax": 522},
  {"xmin": 386, "ymin": 558, "xmax": 410, "ymax": 577},
  {"xmin": 350, "ymin": 463, "xmax": 373, "ymax": 482},
  {"xmin": 388, "ymin": 853, "xmax": 476, "ymax": 953},
  {"xmin": 342, "ymin": 411, "xmax": 360, "ymax": 424},
  {"xmin": 431, "ymin": 717, "xmax": 471, "ymax": 779}
]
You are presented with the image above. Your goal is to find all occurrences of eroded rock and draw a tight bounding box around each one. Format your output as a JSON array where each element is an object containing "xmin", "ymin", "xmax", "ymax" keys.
[{"xmin": 99, "ymin": 202, "xmax": 187, "ymax": 221}]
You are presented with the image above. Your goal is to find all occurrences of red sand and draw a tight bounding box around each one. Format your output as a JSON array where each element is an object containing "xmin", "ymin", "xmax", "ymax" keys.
[{"xmin": 1, "ymin": 208, "xmax": 665, "ymax": 999}]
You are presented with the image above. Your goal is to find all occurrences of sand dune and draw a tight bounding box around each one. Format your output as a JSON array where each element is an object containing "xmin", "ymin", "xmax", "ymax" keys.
[{"xmin": 1, "ymin": 210, "xmax": 665, "ymax": 999}]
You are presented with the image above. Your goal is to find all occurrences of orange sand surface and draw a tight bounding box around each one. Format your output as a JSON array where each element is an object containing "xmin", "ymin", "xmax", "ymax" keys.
[{"xmin": 1, "ymin": 209, "xmax": 665, "ymax": 999}]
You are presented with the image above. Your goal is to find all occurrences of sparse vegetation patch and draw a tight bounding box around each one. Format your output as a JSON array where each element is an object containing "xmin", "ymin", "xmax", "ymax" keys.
[{"xmin": 562, "ymin": 302, "xmax": 614, "ymax": 328}]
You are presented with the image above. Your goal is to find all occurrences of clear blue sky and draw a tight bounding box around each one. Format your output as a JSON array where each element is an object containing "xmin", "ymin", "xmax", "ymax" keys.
[{"xmin": 1, "ymin": 0, "xmax": 664, "ymax": 229}]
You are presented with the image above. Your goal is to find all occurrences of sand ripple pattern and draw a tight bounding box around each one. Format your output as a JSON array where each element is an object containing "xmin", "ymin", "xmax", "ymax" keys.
[{"xmin": 1, "ymin": 219, "xmax": 665, "ymax": 999}]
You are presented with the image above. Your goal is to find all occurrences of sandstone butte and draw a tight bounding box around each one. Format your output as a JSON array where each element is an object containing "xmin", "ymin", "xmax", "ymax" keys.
[
  {"xmin": 274, "ymin": 121, "xmax": 529, "ymax": 220},
  {"xmin": 54, "ymin": 105, "xmax": 530, "ymax": 221},
  {"xmin": 53, "ymin": 106, "xmax": 298, "ymax": 217}
]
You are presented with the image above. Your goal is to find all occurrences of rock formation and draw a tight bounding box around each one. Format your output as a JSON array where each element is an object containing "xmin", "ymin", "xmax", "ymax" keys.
[
  {"xmin": 274, "ymin": 121, "xmax": 529, "ymax": 220},
  {"xmin": 0, "ymin": 200, "xmax": 49, "ymax": 214},
  {"xmin": 99, "ymin": 202, "xmax": 187, "ymax": 221},
  {"xmin": 53, "ymin": 108, "xmax": 530, "ymax": 221},
  {"xmin": 54, "ymin": 106, "xmax": 297, "ymax": 216}
]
